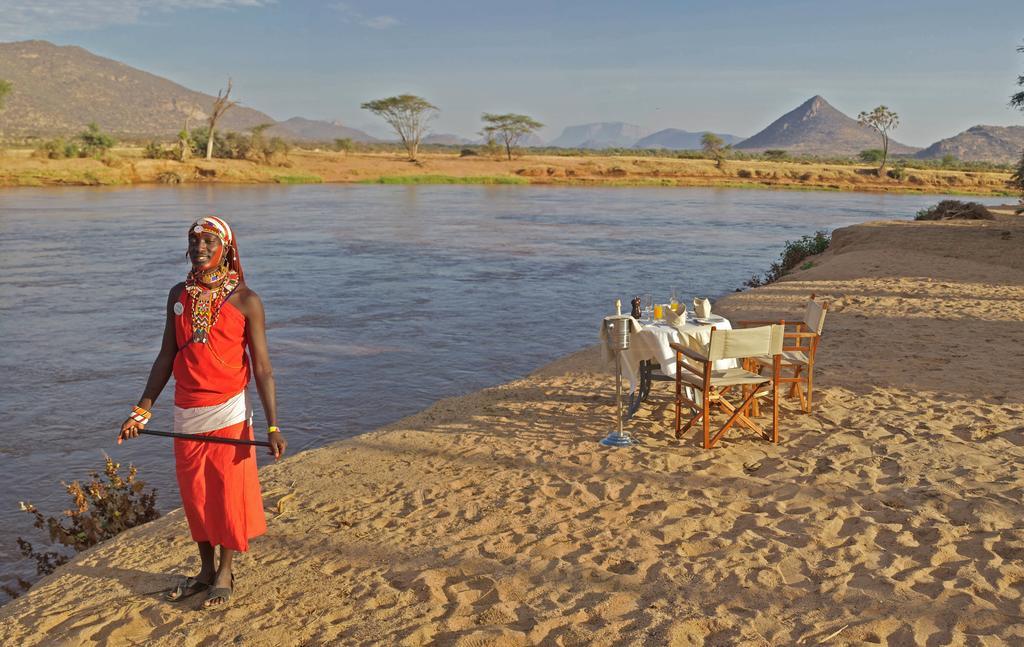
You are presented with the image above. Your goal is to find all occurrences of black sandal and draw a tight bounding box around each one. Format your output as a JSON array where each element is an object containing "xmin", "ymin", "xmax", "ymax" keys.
[
  {"xmin": 203, "ymin": 573, "xmax": 235, "ymax": 608},
  {"xmin": 165, "ymin": 576, "xmax": 210, "ymax": 601}
]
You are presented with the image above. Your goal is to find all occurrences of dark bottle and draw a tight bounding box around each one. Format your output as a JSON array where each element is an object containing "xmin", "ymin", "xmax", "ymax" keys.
[{"xmin": 630, "ymin": 296, "xmax": 642, "ymax": 320}]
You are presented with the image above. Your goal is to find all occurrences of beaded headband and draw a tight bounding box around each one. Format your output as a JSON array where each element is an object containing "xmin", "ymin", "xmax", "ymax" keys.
[{"xmin": 188, "ymin": 215, "xmax": 244, "ymax": 281}]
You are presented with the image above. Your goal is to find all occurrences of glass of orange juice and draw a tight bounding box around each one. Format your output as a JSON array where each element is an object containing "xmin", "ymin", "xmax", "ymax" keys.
[{"xmin": 653, "ymin": 303, "xmax": 664, "ymax": 321}]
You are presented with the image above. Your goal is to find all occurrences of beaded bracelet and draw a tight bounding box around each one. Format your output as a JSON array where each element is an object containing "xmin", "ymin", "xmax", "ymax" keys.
[
  {"xmin": 268, "ymin": 426, "xmax": 281, "ymax": 435},
  {"xmin": 130, "ymin": 405, "xmax": 152, "ymax": 426}
]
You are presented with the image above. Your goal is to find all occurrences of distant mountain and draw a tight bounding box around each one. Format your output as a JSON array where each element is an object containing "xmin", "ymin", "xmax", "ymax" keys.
[
  {"xmin": 915, "ymin": 125, "xmax": 1024, "ymax": 164},
  {"xmin": 0, "ymin": 40, "xmax": 277, "ymax": 137},
  {"xmin": 735, "ymin": 95, "xmax": 918, "ymax": 157},
  {"xmin": 268, "ymin": 117, "xmax": 377, "ymax": 143},
  {"xmin": 423, "ymin": 133, "xmax": 472, "ymax": 145},
  {"xmin": 550, "ymin": 122, "xmax": 648, "ymax": 149},
  {"xmin": 472, "ymin": 132, "xmax": 546, "ymax": 147},
  {"xmin": 634, "ymin": 128, "xmax": 744, "ymax": 150}
]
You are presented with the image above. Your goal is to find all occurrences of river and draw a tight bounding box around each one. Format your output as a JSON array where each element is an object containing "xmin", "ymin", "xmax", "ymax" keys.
[{"xmin": 0, "ymin": 184, "xmax": 1006, "ymax": 597}]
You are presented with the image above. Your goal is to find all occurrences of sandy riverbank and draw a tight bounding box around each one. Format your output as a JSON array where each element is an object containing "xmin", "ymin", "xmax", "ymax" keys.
[
  {"xmin": 0, "ymin": 149, "xmax": 1015, "ymax": 196},
  {"xmin": 1, "ymin": 212, "xmax": 1023, "ymax": 645}
]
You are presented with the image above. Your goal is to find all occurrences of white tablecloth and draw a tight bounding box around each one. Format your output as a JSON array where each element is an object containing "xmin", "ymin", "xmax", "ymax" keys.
[{"xmin": 619, "ymin": 318, "xmax": 736, "ymax": 392}]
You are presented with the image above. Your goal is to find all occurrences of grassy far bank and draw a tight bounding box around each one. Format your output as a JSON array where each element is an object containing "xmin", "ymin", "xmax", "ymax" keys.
[{"xmin": 0, "ymin": 147, "xmax": 1016, "ymax": 195}]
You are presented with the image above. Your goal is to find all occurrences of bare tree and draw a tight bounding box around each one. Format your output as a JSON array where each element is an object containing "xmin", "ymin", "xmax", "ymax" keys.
[
  {"xmin": 361, "ymin": 94, "xmax": 438, "ymax": 160},
  {"xmin": 857, "ymin": 106, "xmax": 900, "ymax": 175},
  {"xmin": 177, "ymin": 118, "xmax": 192, "ymax": 162},
  {"xmin": 481, "ymin": 113, "xmax": 544, "ymax": 160},
  {"xmin": 206, "ymin": 79, "xmax": 238, "ymax": 160}
]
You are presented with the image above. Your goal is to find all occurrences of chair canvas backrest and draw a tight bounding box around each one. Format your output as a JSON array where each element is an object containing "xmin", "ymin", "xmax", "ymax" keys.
[
  {"xmin": 708, "ymin": 325, "xmax": 784, "ymax": 361},
  {"xmin": 804, "ymin": 298, "xmax": 827, "ymax": 335}
]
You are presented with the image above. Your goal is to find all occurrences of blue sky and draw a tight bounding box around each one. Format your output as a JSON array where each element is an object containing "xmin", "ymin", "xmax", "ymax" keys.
[{"xmin": 1, "ymin": 0, "xmax": 1022, "ymax": 145}]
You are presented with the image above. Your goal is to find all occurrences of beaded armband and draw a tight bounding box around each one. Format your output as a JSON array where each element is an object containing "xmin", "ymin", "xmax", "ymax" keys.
[
  {"xmin": 268, "ymin": 426, "xmax": 281, "ymax": 435},
  {"xmin": 130, "ymin": 406, "xmax": 152, "ymax": 426}
]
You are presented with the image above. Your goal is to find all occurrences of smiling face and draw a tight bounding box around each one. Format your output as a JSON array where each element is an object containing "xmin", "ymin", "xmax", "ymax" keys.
[{"xmin": 188, "ymin": 231, "xmax": 225, "ymax": 271}]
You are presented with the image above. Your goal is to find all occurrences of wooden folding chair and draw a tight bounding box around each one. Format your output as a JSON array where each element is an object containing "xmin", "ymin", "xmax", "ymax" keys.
[
  {"xmin": 739, "ymin": 295, "xmax": 829, "ymax": 413},
  {"xmin": 671, "ymin": 325, "xmax": 783, "ymax": 449}
]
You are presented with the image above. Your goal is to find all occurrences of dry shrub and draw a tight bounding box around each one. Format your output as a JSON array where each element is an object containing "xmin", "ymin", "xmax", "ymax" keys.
[
  {"xmin": 7, "ymin": 457, "xmax": 159, "ymax": 598},
  {"xmin": 156, "ymin": 171, "xmax": 183, "ymax": 184},
  {"xmin": 737, "ymin": 169, "xmax": 752, "ymax": 178},
  {"xmin": 914, "ymin": 200, "xmax": 994, "ymax": 221}
]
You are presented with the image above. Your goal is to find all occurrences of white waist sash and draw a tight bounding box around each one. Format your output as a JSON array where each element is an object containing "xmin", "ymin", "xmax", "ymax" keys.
[{"xmin": 174, "ymin": 390, "xmax": 253, "ymax": 435}]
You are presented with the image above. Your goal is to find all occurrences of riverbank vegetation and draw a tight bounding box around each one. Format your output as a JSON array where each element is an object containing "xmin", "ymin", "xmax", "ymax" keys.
[
  {"xmin": 0, "ymin": 145, "xmax": 1016, "ymax": 195},
  {"xmin": 5, "ymin": 457, "xmax": 158, "ymax": 599}
]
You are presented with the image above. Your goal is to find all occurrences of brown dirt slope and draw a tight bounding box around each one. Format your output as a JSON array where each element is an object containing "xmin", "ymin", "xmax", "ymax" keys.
[{"xmin": 0, "ymin": 40, "xmax": 275, "ymax": 137}]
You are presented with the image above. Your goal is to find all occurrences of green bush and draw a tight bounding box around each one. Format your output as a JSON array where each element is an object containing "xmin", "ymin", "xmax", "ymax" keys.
[
  {"xmin": 6, "ymin": 457, "xmax": 159, "ymax": 598},
  {"xmin": 78, "ymin": 122, "xmax": 115, "ymax": 157},
  {"xmin": 35, "ymin": 138, "xmax": 80, "ymax": 159},
  {"xmin": 143, "ymin": 140, "xmax": 168, "ymax": 159},
  {"xmin": 1011, "ymin": 151, "xmax": 1024, "ymax": 199},
  {"xmin": 745, "ymin": 230, "xmax": 831, "ymax": 287},
  {"xmin": 333, "ymin": 137, "xmax": 354, "ymax": 152},
  {"xmin": 887, "ymin": 162, "xmax": 907, "ymax": 180},
  {"xmin": 859, "ymin": 149, "xmax": 884, "ymax": 163},
  {"xmin": 763, "ymin": 149, "xmax": 788, "ymax": 160}
]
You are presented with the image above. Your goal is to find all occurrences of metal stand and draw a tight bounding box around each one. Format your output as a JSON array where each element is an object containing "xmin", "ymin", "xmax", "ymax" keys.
[{"xmin": 600, "ymin": 315, "xmax": 638, "ymax": 448}]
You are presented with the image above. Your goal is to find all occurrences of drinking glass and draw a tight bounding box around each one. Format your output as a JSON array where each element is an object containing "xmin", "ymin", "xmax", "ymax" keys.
[
  {"xmin": 669, "ymin": 288, "xmax": 679, "ymax": 313},
  {"xmin": 653, "ymin": 303, "xmax": 664, "ymax": 321},
  {"xmin": 641, "ymin": 293, "xmax": 653, "ymax": 323}
]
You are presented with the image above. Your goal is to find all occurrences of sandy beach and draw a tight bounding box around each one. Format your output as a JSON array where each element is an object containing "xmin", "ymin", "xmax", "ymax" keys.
[{"xmin": 1, "ymin": 210, "xmax": 1023, "ymax": 646}]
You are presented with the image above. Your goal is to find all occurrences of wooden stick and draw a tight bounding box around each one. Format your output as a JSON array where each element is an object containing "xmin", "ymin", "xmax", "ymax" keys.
[{"xmin": 137, "ymin": 429, "xmax": 272, "ymax": 448}]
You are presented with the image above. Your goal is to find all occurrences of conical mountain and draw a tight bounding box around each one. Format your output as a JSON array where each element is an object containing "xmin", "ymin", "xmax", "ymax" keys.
[{"xmin": 735, "ymin": 95, "xmax": 918, "ymax": 156}]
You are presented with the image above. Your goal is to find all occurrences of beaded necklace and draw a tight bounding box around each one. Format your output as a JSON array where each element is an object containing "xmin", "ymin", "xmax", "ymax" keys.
[{"xmin": 184, "ymin": 265, "xmax": 240, "ymax": 344}]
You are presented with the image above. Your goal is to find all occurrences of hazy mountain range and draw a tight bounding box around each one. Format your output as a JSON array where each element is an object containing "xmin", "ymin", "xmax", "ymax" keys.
[
  {"xmin": 634, "ymin": 128, "xmax": 745, "ymax": 149},
  {"xmin": 0, "ymin": 40, "xmax": 1021, "ymax": 162}
]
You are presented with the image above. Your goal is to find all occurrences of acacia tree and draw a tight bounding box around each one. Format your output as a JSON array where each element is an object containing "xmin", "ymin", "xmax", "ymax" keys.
[
  {"xmin": 480, "ymin": 113, "xmax": 543, "ymax": 160},
  {"xmin": 1012, "ymin": 40, "xmax": 1024, "ymax": 111},
  {"xmin": 857, "ymin": 106, "xmax": 900, "ymax": 175},
  {"xmin": 1012, "ymin": 40, "xmax": 1024, "ymax": 208},
  {"xmin": 361, "ymin": 94, "xmax": 437, "ymax": 160},
  {"xmin": 206, "ymin": 79, "xmax": 238, "ymax": 160},
  {"xmin": 701, "ymin": 132, "xmax": 725, "ymax": 168}
]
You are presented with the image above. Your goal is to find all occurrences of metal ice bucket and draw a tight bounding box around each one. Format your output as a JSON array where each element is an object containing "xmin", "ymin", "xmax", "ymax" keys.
[{"xmin": 604, "ymin": 315, "xmax": 632, "ymax": 351}]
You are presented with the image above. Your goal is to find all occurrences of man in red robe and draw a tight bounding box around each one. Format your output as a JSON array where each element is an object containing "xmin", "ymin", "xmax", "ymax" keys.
[{"xmin": 120, "ymin": 216, "xmax": 286, "ymax": 608}]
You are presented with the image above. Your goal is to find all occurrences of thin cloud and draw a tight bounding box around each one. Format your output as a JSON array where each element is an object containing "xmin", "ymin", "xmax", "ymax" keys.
[
  {"xmin": 331, "ymin": 2, "xmax": 399, "ymax": 30},
  {"xmin": 363, "ymin": 15, "xmax": 398, "ymax": 30},
  {"xmin": 0, "ymin": 0, "xmax": 274, "ymax": 40}
]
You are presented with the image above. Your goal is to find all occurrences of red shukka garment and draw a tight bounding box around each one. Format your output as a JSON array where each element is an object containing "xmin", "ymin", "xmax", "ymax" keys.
[{"xmin": 172, "ymin": 289, "xmax": 266, "ymax": 552}]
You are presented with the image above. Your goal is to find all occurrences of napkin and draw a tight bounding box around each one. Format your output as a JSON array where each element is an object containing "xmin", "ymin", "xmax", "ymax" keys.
[
  {"xmin": 665, "ymin": 305, "xmax": 686, "ymax": 328},
  {"xmin": 693, "ymin": 297, "xmax": 712, "ymax": 319}
]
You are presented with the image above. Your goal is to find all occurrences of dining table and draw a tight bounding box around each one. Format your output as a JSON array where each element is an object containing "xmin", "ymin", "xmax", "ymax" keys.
[{"xmin": 618, "ymin": 314, "xmax": 738, "ymax": 419}]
